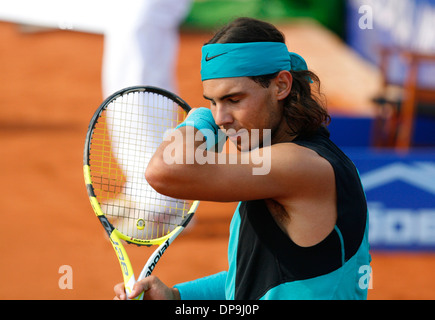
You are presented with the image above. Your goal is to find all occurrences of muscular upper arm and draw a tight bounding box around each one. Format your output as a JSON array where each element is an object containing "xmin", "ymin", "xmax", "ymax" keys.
[{"xmin": 145, "ymin": 130, "xmax": 331, "ymax": 203}]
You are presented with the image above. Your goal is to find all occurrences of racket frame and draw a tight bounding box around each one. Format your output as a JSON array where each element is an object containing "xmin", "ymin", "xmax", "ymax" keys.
[{"xmin": 83, "ymin": 86, "xmax": 197, "ymax": 299}]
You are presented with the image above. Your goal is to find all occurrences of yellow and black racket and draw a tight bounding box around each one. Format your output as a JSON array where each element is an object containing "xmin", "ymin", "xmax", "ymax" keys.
[{"xmin": 83, "ymin": 86, "xmax": 199, "ymax": 299}]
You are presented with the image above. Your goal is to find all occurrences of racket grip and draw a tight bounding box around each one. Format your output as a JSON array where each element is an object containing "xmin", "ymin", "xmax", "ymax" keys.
[
  {"xmin": 126, "ymin": 290, "xmax": 144, "ymax": 301},
  {"xmin": 124, "ymin": 276, "xmax": 142, "ymax": 300},
  {"xmin": 125, "ymin": 286, "xmax": 144, "ymax": 300}
]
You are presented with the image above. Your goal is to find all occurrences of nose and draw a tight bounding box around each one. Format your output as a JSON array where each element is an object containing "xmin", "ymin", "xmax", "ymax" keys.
[{"xmin": 213, "ymin": 104, "xmax": 233, "ymax": 127}]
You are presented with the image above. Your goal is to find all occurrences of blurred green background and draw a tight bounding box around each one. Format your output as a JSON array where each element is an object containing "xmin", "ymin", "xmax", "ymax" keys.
[{"xmin": 183, "ymin": 0, "xmax": 345, "ymax": 38}]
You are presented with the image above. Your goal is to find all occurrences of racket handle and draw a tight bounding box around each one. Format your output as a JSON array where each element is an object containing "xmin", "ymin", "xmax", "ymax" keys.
[
  {"xmin": 126, "ymin": 289, "xmax": 144, "ymax": 301},
  {"xmin": 125, "ymin": 276, "xmax": 144, "ymax": 300}
]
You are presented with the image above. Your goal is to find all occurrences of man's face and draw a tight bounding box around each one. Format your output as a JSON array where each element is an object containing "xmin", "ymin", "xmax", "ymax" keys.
[{"xmin": 202, "ymin": 76, "xmax": 284, "ymax": 151}]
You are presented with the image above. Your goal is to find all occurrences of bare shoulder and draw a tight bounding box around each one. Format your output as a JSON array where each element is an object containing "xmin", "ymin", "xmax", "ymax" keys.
[
  {"xmin": 269, "ymin": 142, "xmax": 335, "ymax": 200},
  {"xmin": 270, "ymin": 142, "xmax": 333, "ymax": 175}
]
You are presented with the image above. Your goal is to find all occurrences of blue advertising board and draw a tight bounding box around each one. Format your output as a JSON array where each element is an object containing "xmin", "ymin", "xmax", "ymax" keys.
[{"xmin": 346, "ymin": 149, "xmax": 435, "ymax": 251}]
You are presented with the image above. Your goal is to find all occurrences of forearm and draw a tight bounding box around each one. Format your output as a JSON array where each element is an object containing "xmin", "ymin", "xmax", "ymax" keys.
[{"xmin": 174, "ymin": 271, "xmax": 227, "ymax": 300}]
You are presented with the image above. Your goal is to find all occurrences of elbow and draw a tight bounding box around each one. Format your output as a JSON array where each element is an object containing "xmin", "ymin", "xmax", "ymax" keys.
[
  {"xmin": 145, "ymin": 155, "xmax": 182, "ymax": 197},
  {"xmin": 145, "ymin": 158, "xmax": 168, "ymax": 195}
]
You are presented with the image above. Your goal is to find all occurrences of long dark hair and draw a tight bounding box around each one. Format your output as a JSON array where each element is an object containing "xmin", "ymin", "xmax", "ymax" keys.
[{"xmin": 205, "ymin": 17, "xmax": 330, "ymax": 138}]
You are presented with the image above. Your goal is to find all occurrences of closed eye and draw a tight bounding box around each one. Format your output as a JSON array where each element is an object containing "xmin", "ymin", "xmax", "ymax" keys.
[
  {"xmin": 203, "ymin": 95, "xmax": 215, "ymax": 106},
  {"xmin": 203, "ymin": 92, "xmax": 245, "ymax": 106}
]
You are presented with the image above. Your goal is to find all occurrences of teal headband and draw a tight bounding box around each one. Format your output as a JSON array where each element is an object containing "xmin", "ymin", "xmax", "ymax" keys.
[{"xmin": 201, "ymin": 42, "xmax": 308, "ymax": 81}]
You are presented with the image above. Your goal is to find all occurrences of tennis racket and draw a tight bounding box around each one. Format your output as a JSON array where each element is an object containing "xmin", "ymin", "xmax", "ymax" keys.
[{"xmin": 83, "ymin": 86, "xmax": 199, "ymax": 300}]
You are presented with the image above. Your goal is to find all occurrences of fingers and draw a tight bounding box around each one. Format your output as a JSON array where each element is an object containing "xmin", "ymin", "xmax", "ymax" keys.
[
  {"xmin": 128, "ymin": 281, "xmax": 149, "ymax": 300},
  {"xmin": 113, "ymin": 281, "xmax": 127, "ymax": 300},
  {"xmin": 113, "ymin": 276, "xmax": 175, "ymax": 300},
  {"xmin": 185, "ymin": 107, "xmax": 198, "ymax": 119},
  {"xmin": 113, "ymin": 278, "xmax": 150, "ymax": 300}
]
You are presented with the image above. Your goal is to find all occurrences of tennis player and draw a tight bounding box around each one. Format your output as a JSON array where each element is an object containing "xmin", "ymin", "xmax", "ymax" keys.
[{"xmin": 114, "ymin": 17, "xmax": 371, "ymax": 300}]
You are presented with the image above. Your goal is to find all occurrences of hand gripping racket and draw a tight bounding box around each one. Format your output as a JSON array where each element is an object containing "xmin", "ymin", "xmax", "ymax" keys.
[{"xmin": 83, "ymin": 86, "xmax": 199, "ymax": 299}]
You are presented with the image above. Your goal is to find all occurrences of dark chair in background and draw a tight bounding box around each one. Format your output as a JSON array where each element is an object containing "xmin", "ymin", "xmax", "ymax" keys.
[{"xmin": 372, "ymin": 47, "xmax": 435, "ymax": 151}]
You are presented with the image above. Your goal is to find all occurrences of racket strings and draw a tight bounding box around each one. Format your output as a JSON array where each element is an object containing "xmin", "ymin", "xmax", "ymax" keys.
[{"xmin": 89, "ymin": 90, "xmax": 189, "ymax": 240}]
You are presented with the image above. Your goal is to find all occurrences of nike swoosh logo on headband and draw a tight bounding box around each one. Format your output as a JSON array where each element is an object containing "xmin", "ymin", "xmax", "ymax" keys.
[{"xmin": 205, "ymin": 52, "xmax": 228, "ymax": 61}]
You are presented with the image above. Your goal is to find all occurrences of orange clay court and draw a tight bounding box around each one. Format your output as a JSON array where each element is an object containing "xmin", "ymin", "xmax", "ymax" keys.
[{"xmin": 0, "ymin": 21, "xmax": 434, "ymax": 300}]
